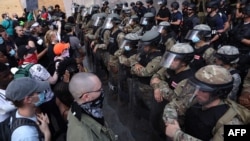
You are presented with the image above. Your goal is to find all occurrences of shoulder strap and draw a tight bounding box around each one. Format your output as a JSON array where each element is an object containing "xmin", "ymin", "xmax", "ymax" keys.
[{"xmin": 10, "ymin": 113, "xmax": 44, "ymax": 141}]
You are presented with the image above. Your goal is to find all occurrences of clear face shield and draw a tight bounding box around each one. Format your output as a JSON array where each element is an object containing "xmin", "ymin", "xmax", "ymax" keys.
[
  {"xmin": 160, "ymin": 52, "xmax": 183, "ymax": 68},
  {"xmin": 185, "ymin": 29, "xmax": 211, "ymax": 41},
  {"xmin": 88, "ymin": 7, "xmax": 93, "ymax": 15},
  {"xmin": 93, "ymin": 17, "xmax": 103, "ymax": 27},
  {"xmin": 81, "ymin": 8, "xmax": 89, "ymax": 17},
  {"xmin": 103, "ymin": 18, "xmax": 113, "ymax": 29},
  {"xmin": 140, "ymin": 17, "xmax": 148, "ymax": 25}
]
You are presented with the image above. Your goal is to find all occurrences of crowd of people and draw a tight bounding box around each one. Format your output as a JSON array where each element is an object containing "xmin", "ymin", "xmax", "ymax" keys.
[{"xmin": 0, "ymin": 0, "xmax": 250, "ymax": 141}]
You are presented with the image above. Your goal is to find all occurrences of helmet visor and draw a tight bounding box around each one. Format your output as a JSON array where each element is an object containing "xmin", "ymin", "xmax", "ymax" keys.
[
  {"xmin": 93, "ymin": 17, "xmax": 103, "ymax": 27},
  {"xmin": 103, "ymin": 18, "xmax": 113, "ymax": 29},
  {"xmin": 184, "ymin": 30, "xmax": 200, "ymax": 40},
  {"xmin": 88, "ymin": 7, "xmax": 93, "ymax": 15},
  {"xmin": 160, "ymin": 51, "xmax": 184, "ymax": 68},
  {"xmin": 140, "ymin": 17, "xmax": 148, "ymax": 25},
  {"xmin": 81, "ymin": 8, "xmax": 88, "ymax": 17},
  {"xmin": 120, "ymin": 39, "xmax": 132, "ymax": 48}
]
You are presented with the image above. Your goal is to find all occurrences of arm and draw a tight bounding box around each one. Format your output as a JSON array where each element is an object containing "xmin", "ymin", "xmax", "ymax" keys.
[
  {"xmin": 203, "ymin": 47, "xmax": 216, "ymax": 65},
  {"xmin": 131, "ymin": 56, "xmax": 162, "ymax": 77}
]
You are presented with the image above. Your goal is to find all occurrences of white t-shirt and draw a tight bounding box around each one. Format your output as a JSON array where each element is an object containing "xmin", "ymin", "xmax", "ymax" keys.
[
  {"xmin": 11, "ymin": 111, "xmax": 41, "ymax": 141},
  {"xmin": 0, "ymin": 89, "xmax": 16, "ymax": 122}
]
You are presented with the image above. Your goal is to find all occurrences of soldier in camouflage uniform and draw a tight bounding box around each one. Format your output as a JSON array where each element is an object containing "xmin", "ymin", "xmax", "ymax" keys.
[
  {"xmin": 153, "ymin": 21, "xmax": 177, "ymax": 53},
  {"xmin": 114, "ymin": 33, "xmax": 141, "ymax": 104},
  {"xmin": 102, "ymin": 13, "xmax": 125, "ymax": 95},
  {"xmin": 101, "ymin": 0, "xmax": 110, "ymax": 14},
  {"xmin": 137, "ymin": 12, "xmax": 156, "ymax": 35},
  {"xmin": 128, "ymin": 30, "xmax": 162, "ymax": 119},
  {"xmin": 239, "ymin": 68, "xmax": 250, "ymax": 109},
  {"xmin": 150, "ymin": 43, "xmax": 194, "ymax": 135},
  {"xmin": 185, "ymin": 24, "xmax": 216, "ymax": 71},
  {"xmin": 214, "ymin": 45, "xmax": 241, "ymax": 101},
  {"xmin": 121, "ymin": 15, "xmax": 141, "ymax": 34},
  {"xmin": 163, "ymin": 65, "xmax": 250, "ymax": 141}
]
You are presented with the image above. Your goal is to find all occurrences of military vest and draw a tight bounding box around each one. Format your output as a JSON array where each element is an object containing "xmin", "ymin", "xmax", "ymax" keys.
[
  {"xmin": 107, "ymin": 29, "xmax": 122, "ymax": 55},
  {"xmin": 189, "ymin": 45, "xmax": 210, "ymax": 71}
]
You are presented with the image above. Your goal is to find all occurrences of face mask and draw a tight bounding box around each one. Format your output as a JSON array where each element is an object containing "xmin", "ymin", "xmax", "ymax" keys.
[
  {"xmin": 191, "ymin": 36, "xmax": 200, "ymax": 43},
  {"xmin": 9, "ymin": 49, "xmax": 16, "ymax": 56},
  {"xmin": 124, "ymin": 46, "xmax": 131, "ymax": 51},
  {"xmin": 80, "ymin": 91, "xmax": 104, "ymax": 118},
  {"xmin": 34, "ymin": 92, "xmax": 46, "ymax": 106},
  {"xmin": 61, "ymin": 49, "xmax": 70, "ymax": 58},
  {"xmin": 24, "ymin": 53, "xmax": 38, "ymax": 64}
]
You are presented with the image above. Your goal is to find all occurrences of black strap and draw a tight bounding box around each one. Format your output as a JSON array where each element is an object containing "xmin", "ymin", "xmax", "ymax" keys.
[{"xmin": 10, "ymin": 111, "xmax": 44, "ymax": 141}]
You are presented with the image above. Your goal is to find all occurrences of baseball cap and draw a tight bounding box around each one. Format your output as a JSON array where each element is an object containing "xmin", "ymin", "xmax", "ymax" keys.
[
  {"xmin": 5, "ymin": 77, "xmax": 50, "ymax": 101},
  {"xmin": 53, "ymin": 42, "xmax": 70, "ymax": 55},
  {"xmin": 30, "ymin": 22, "xmax": 40, "ymax": 30},
  {"xmin": 17, "ymin": 45, "xmax": 36, "ymax": 59}
]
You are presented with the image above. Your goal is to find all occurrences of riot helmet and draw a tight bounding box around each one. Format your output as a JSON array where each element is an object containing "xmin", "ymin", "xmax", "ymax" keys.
[
  {"xmin": 184, "ymin": 65, "xmax": 233, "ymax": 105},
  {"xmin": 182, "ymin": 1, "xmax": 190, "ymax": 8},
  {"xmin": 185, "ymin": 24, "xmax": 211, "ymax": 42},
  {"xmin": 188, "ymin": 3, "xmax": 197, "ymax": 12},
  {"xmin": 242, "ymin": 3, "xmax": 250, "ymax": 17},
  {"xmin": 92, "ymin": 13, "xmax": 107, "ymax": 27},
  {"xmin": 136, "ymin": 1, "xmax": 144, "ymax": 7},
  {"xmin": 146, "ymin": 0, "xmax": 154, "ymax": 5},
  {"xmin": 120, "ymin": 33, "xmax": 141, "ymax": 50},
  {"xmin": 122, "ymin": 7, "xmax": 131, "ymax": 15},
  {"xmin": 160, "ymin": 43, "xmax": 194, "ymax": 68},
  {"xmin": 215, "ymin": 45, "xmax": 240, "ymax": 65},
  {"xmin": 103, "ymin": 13, "xmax": 121, "ymax": 29},
  {"xmin": 140, "ymin": 12, "xmax": 154, "ymax": 26},
  {"xmin": 128, "ymin": 15, "xmax": 139, "ymax": 24},
  {"xmin": 102, "ymin": 0, "xmax": 109, "ymax": 6},
  {"xmin": 171, "ymin": 1, "xmax": 180, "ymax": 10},
  {"xmin": 154, "ymin": 21, "xmax": 171, "ymax": 33},
  {"xmin": 139, "ymin": 30, "xmax": 161, "ymax": 49},
  {"xmin": 157, "ymin": 0, "xmax": 167, "ymax": 6},
  {"xmin": 206, "ymin": 0, "xmax": 220, "ymax": 9},
  {"xmin": 81, "ymin": 7, "xmax": 89, "ymax": 17}
]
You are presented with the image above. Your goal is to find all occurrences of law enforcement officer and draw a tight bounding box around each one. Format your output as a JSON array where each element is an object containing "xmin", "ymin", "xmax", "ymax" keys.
[
  {"xmin": 101, "ymin": 0, "xmax": 110, "ymax": 14},
  {"xmin": 169, "ymin": 1, "xmax": 183, "ymax": 39},
  {"xmin": 150, "ymin": 43, "xmax": 195, "ymax": 138},
  {"xmin": 180, "ymin": 3, "xmax": 200, "ymax": 43},
  {"xmin": 163, "ymin": 65, "xmax": 250, "ymax": 141},
  {"xmin": 145, "ymin": 0, "xmax": 156, "ymax": 16},
  {"xmin": 138, "ymin": 12, "xmax": 156, "ymax": 35},
  {"xmin": 114, "ymin": 33, "xmax": 141, "ymax": 104},
  {"xmin": 214, "ymin": 45, "xmax": 241, "ymax": 101},
  {"xmin": 155, "ymin": 0, "xmax": 171, "ymax": 24},
  {"xmin": 122, "ymin": 15, "xmax": 141, "ymax": 34},
  {"xmin": 153, "ymin": 21, "xmax": 176, "ymax": 53},
  {"xmin": 128, "ymin": 30, "xmax": 162, "ymax": 119},
  {"xmin": 185, "ymin": 24, "xmax": 215, "ymax": 71},
  {"xmin": 205, "ymin": 0, "xmax": 225, "ymax": 49}
]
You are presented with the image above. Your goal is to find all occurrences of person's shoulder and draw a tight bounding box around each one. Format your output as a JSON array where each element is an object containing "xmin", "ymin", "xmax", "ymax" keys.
[{"xmin": 12, "ymin": 125, "xmax": 39, "ymax": 141}]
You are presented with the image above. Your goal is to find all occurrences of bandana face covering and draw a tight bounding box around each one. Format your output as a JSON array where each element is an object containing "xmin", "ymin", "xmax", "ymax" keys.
[{"xmin": 80, "ymin": 91, "xmax": 105, "ymax": 118}]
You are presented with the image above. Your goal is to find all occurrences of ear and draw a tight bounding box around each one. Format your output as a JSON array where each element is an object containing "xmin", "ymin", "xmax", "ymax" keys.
[
  {"xmin": 81, "ymin": 93, "xmax": 90, "ymax": 102},
  {"xmin": 23, "ymin": 96, "xmax": 33, "ymax": 104}
]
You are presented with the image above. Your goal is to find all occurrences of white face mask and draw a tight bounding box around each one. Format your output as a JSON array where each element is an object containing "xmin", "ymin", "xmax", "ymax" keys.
[{"xmin": 124, "ymin": 46, "xmax": 131, "ymax": 51}]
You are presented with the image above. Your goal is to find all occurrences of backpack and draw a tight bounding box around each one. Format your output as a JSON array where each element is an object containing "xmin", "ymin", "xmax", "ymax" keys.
[
  {"xmin": 0, "ymin": 110, "xmax": 43, "ymax": 141},
  {"xmin": 14, "ymin": 63, "xmax": 34, "ymax": 79},
  {"xmin": 212, "ymin": 99, "xmax": 250, "ymax": 140}
]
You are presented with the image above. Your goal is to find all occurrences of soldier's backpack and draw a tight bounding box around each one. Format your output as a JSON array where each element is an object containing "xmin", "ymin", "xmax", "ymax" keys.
[
  {"xmin": 0, "ymin": 110, "xmax": 43, "ymax": 141},
  {"xmin": 14, "ymin": 63, "xmax": 34, "ymax": 79},
  {"xmin": 212, "ymin": 99, "xmax": 250, "ymax": 140}
]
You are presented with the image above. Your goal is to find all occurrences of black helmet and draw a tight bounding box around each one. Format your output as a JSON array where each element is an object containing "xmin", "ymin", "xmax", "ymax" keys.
[
  {"xmin": 146, "ymin": 0, "xmax": 153, "ymax": 5},
  {"xmin": 182, "ymin": 1, "xmax": 190, "ymax": 7},
  {"xmin": 206, "ymin": 0, "xmax": 219, "ymax": 9},
  {"xmin": 140, "ymin": 30, "xmax": 161, "ymax": 48},
  {"xmin": 171, "ymin": 1, "xmax": 180, "ymax": 10},
  {"xmin": 242, "ymin": 3, "xmax": 250, "ymax": 16},
  {"xmin": 102, "ymin": 0, "xmax": 109, "ymax": 5},
  {"xmin": 136, "ymin": 1, "xmax": 144, "ymax": 6},
  {"xmin": 188, "ymin": 3, "xmax": 197, "ymax": 12},
  {"xmin": 187, "ymin": 65, "xmax": 233, "ymax": 101}
]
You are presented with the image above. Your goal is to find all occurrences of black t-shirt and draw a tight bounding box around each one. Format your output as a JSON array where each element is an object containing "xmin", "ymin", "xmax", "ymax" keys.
[
  {"xmin": 157, "ymin": 7, "xmax": 171, "ymax": 23},
  {"xmin": 14, "ymin": 35, "xmax": 31, "ymax": 47}
]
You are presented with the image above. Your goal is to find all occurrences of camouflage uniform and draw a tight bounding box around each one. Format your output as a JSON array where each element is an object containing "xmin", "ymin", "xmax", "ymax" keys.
[
  {"xmin": 239, "ymin": 69, "xmax": 250, "ymax": 109},
  {"xmin": 163, "ymin": 65, "xmax": 250, "ymax": 141}
]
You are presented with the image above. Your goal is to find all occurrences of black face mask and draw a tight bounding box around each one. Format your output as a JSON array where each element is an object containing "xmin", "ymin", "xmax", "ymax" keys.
[{"xmin": 80, "ymin": 91, "xmax": 104, "ymax": 118}]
